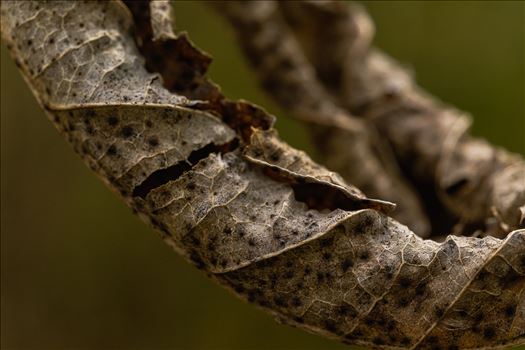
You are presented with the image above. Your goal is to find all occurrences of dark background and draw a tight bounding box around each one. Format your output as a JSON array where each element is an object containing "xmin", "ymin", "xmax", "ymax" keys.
[{"xmin": 1, "ymin": 1, "xmax": 524, "ymax": 349}]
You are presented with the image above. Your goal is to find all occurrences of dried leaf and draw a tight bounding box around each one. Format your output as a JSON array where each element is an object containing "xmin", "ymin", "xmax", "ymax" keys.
[
  {"xmin": 276, "ymin": 0, "xmax": 525, "ymax": 237},
  {"xmin": 211, "ymin": 0, "xmax": 431, "ymax": 237},
  {"xmin": 1, "ymin": 1, "xmax": 523, "ymax": 349}
]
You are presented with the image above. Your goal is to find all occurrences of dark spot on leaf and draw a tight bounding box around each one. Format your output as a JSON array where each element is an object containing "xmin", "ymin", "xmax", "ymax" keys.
[
  {"xmin": 322, "ymin": 252, "xmax": 332, "ymax": 261},
  {"xmin": 355, "ymin": 215, "xmax": 373, "ymax": 233},
  {"xmin": 107, "ymin": 145, "xmax": 117, "ymax": 156},
  {"xmin": 399, "ymin": 276, "xmax": 411, "ymax": 288},
  {"xmin": 336, "ymin": 304, "xmax": 353, "ymax": 317},
  {"xmin": 185, "ymin": 231, "xmax": 199, "ymax": 244},
  {"xmin": 269, "ymin": 272, "xmax": 278, "ymax": 287},
  {"xmin": 504, "ymin": 305, "xmax": 516, "ymax": 317},
  {"xmin": 206, "ymin": 241, "xmax": 216, "ymax": 252},
  {"xmin": 283, "ymin": 270, "xmax": 294, "ymax": 279},
  {"xmin": 120, "ymin": 126, "xmax": 135, "ymax": 138},
  {"xmin": 324, "ymin": 320, "xmax": 337, "ymax": 333},
  {"xmin": 316, "ymin": 272, "xmax": 325, "ymax": 283},
  {"xmin": 364, "ymin": 317, "xmax": 374, "ymax": 326},
  {"xmin": 291, "ymin": 297, "xmax": 302, "ymax": 307},
  {"xmin": 341, "ymin": 258, "xmax": 353, "ymax": 272},
  {"xmin": 107, "ymin": 116, "xmax": 119, "ymax": 126},
  {"xmin": 483, "ymin": 326, "xmax": 495, "ymax": 339},
  {"xmin": 415, "ymin": 282, "xmax": 427, "ymax": 296},
  {"xmin": 501, "ymin": 269, "xmax": 519, "ymax": 288},
  {"xmin": 400, "ymin": 337, "xmax": 411, "ymax": 346},
  {"xmin": 359, "ymin": 251, "xmax": 369, "ymax": 260},
  {"xmin": 474, "ymin": 312, "xmax": 484, "ymax": 322},
  {"xmin": 435, "ymin": 307, "xmax": 445, "ymax": 318},
  {"xmin": 324, "ymin": 271, "xmax": 333, "ymax": 281},
  {"xmin": 398, "ymin": 297, "xmax": 409, "ymax": 307},
  {"xmin": 320, "ymin": 236, "xmax": 334, "ymax": 247},
  {"xmin": 458, "ymin": 310, "xmax": 468, "ymax": 318},
  {"xmin": 148, "ymin": 137, "xmax": 159, "ymax": 147},
  {"xmin": 273, "ymin": 295, "xmax": 287, "ymax": 307},
  {"xmin": 376, "ymin": 317, "xmax": 386, "ymax": 327}
]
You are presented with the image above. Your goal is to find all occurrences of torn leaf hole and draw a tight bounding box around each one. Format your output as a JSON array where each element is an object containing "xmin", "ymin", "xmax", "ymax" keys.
[
  {"xmin": 292, "ymin": 182, "xmax": 366, "ymax": 211},
  {"xmin": 261, "ymin": 167, "xmax": 379, "ymax": 212},
  {"xmin": 132, "ymin": 139, "xmax": 239, "ymax": 198},
  {"xmin": 123, "ymin": 1, "xmax": 274, "ymax": 142}
]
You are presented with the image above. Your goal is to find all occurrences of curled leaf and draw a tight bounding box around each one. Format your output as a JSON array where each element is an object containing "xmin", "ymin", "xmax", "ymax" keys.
[
  {"xmin": 1, "ymin": 1, "xmax": 523, "ymax": 349},
  {"xmin": 212, "ymin": 0, "xmax": 431, "ymax": 237},
  {"xmin": 276, "ymin": 0, "xmax": 525, "ymax": 237}
]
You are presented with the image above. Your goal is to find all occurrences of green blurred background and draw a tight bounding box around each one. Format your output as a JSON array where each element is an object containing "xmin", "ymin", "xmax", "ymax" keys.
[{"xmin": 1, "ymin": 1, "xmax": 523, "ymax": 349}]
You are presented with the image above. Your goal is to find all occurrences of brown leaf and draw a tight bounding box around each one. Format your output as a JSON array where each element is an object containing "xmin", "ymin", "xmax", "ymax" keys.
[
  {"xmin": 277, "ymin": 0, "xmax": 525, "ymax": 237},
  {"xmin": 211, "ymin": 0, "xmax": 432, "ymax": 238},
  {"xmin": 1, "ymin": 1, "xmax": 523, "ymax": 349}
]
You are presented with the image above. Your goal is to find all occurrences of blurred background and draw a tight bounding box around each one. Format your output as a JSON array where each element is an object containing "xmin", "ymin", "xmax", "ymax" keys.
[{"xmin": 1, "ymin": 1, "xmax": 523, "ymax": 349}]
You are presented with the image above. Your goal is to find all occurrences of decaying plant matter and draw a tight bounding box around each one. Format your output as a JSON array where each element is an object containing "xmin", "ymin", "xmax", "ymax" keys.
[
  {"xmin": 213, "ymin": 1, "xmax": 525, "ymax": 240},
  {"xmin": 1, "ymin": 1, "xmax": 523, "ymax": 349}
]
